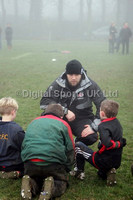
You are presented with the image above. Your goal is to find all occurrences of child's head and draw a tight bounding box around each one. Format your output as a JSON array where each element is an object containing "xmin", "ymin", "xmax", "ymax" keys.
[
  {"xmin": 100, "ymin": 99, "xmax": 119, "ymax": 119},
  {"xmin": 44, "ymin": 104, "xmax": 64, "ymax": 118},
  {"xmin": 0, "ymin": 97, "xmax": 18, "ymax": 119}
]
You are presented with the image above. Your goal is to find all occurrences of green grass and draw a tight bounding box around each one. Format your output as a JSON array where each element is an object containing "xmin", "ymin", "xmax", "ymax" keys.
[{"xmin": 0, "ymin": 40, "xmax": 133, "ymax": 200}]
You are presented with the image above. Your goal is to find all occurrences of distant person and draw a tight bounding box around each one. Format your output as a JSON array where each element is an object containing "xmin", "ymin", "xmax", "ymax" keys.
[
  {"xmin": 115, "ymin": 31, "xmax": 122, "ymax": 52},
  {"xmin": 119, "ymin": 22, "xmax": 132, "ymax": 54},
  {"xmin": 74, "ymin": 100, "xmax": 126, "ymax": 186},
  {"xmin": 5, "ymin": 24, "xmax": 13, "ymax": 49},
  {"xmin": 109, "ymin": 22, "xmax": 117, "ymax": 53},
  {"xmin": 21, "ymin": 104, "xmax": 75, "ymax": 200},
  {"xmin": 0, "ymin": 97, "xmax": 25, "ymax": 179},
  {"xmin": 0, "ymin": 27, "xmax": 2, "ymax": 49}
]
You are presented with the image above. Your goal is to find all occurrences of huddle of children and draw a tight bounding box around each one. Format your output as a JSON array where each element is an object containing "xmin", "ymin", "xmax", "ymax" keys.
[{"xmin": 0, "ymin": 97, "xmax": 128, "ymax": 200}]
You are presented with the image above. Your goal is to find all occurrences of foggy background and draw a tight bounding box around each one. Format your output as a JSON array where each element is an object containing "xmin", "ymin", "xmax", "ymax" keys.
[{"xmin": 0, "ymin": 0, "xmax": 133, "ymax": 40}]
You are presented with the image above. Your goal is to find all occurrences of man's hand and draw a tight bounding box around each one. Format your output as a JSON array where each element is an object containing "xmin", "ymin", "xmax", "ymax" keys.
[
  {"xmin": 65, "ymin": 110, "xmax": 75, "ymax": 122},
  {"xmin": 81, "ymin": 125, "xmax": 95, "ymax": 137}
]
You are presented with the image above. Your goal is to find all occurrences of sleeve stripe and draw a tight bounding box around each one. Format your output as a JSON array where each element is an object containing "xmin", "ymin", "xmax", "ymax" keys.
[{"xmin": 92, "ymin": 152, "xmax": 99, "ymax": 169}]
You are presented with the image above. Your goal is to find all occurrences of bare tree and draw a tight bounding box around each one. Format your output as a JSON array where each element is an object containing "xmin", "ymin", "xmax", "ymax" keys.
[
  {"xmin": 58, "ymin": 0, "xmax": 63, "ymax": 22},
  {"xmin": 101, "ymin": 0, "xmax": 106, "ymax": 24},
  {"xmin": 116, "ymin": 0, "xmax": 121, "ymax": 25},
  {"xmin": 14, "ymin": 0, "xmax": 18, "ymax": 17},
  {"xmin": 14, "ymin": 0, "xmax": 18, "ymax": 25},
  {"xmin": 79, "ymin": 0, "xmax": 83, "ymax": 24},
  {"xmin": 125, "ymin": 0, "xmax": 133, "ymax": 25},
  {"xmin": 86, "ymin": 0, "xmax": 92, "ymax": 38},
  {"xmin": 29, "ymin": 0, "xmax": 43, "ymax": 38},
  {"xmin": 0, "ymin": 0, "xmax": 6, "ymax": 27},
  {"xmin": 29, "ymin": 0, "xmax": 43, "ymax": 22}
]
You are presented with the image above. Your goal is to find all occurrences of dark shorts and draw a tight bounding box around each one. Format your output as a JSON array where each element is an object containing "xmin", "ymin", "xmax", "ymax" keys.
[
  {"xmin": 24, "ymin": 161, "xmax": 68, "ymax": 197},
  {"xmin": 75, "ymin": 142, "xmax": 122, "ymax": 174},
  {"xmin": 24, "ymin": 161, "xmax": 68, "ymax": 182},
  {"xmin": 6, "ymin": 38, "xmax": 12, "ymax": 46}
]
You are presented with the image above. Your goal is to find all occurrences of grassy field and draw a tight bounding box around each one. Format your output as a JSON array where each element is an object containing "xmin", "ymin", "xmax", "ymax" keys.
[{"xmin": 0, "ymin": 40, "xmax": 133, "ymax": 200}]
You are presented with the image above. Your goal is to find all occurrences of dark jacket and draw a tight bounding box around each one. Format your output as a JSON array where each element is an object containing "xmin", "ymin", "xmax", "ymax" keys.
[
  {"xmin": 93, "ymin": 118, "xmax": 123, "ymax": 171},
  {"xmin": 5, "ymin": 27, "xmax": 13, "ymax": 40},
  {"xmin": 21, "ymin": 114, "xmax": 75, "ymax": 172},
  {"xmin": 120, "ymin": 27, "xmax": 132, "ymax": 41},
  {"xmin": 0, "ymin": 121, "xmax": 25, "ymax": 167},
  {"xmin": 40, "ymin": 71, "xmax": 105, "ymax": 123},
  {"xmin": 109, "ymin": 26, "xmax": 117, "ymax": 41}
]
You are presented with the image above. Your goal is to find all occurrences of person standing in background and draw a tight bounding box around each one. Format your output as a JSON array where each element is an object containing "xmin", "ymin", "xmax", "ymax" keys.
[
  {"xmin": 5, "ymin": 24, "xmax": 13, "ymax": 49},
  {"xmin": 119, "ymin": 22, "xmax": 132, "ymax": 55},
  {"xmin": 109, "ymin": 22, "xmax": 117, "ymax": 53}
]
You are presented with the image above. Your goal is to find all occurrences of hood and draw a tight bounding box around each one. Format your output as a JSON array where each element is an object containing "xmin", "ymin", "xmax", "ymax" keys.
[{"xmin": 56, "ymin": 71, "xmax": 92, "ymax": 92}]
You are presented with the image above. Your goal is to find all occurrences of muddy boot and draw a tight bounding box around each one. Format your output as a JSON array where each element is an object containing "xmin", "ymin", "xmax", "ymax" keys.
[
  {"xmin": 107, "ymin": 168, "xmax": 117, "ymax": 186},
  {"xmin": 0, "ymin": 171, "xmax": 20, "ymax": 179},
  {"xmin": 21, "ymin": 175, "xmax": 32, "ymax": 200},
  {"xmin": 75, "ymin": 170, "xmax": 85, "ymax": 180},
  {"xmin": 39, "ymin": 176, "xmax": 54, "ymax": 200},
  {"xmin": 69, "ymin": 167, "xmax": 78, "ymax": 176}
]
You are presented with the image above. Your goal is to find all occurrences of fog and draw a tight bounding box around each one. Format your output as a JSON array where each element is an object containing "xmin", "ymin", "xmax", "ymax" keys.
[{"xmin": 0, "ymin": 0, "xmax": 133, "ymax": 40}]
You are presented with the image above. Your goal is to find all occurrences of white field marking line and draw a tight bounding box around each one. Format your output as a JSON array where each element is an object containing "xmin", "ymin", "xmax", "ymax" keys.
[{"xmin": 11, "ymin": 52, "xmax": 32, "ymax": 60}]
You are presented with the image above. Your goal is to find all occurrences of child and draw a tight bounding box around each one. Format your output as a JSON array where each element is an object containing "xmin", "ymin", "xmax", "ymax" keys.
[
  {"xmin": 0, "ymin": 97, "xmax": 25, "ymax": 178},
  {"xmin": 75, "ymin": 99, "xmax": 126, "ymax": 186},
  {"xmin": 21, "ymin": 104, "xmax": 75, "ymax": 200}
]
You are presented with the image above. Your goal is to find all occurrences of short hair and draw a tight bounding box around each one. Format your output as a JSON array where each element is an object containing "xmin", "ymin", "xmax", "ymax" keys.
[
  {"xmin": 100, "ymin": 100, "xmax": 119, "ymax": 118},
  {"xmin": 0, "ymin": 97, "xmax": 18, "ymax": 115},
  {"xmin": 44, "ymin": 104, "xmax": 64, "ymax": 118}
]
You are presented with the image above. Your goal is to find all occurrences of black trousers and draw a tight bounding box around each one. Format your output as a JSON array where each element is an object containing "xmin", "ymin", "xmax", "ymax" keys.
[
  {"xmin": 24, "ymin": 161, "xmax": 68, "ymax": 198},
  {"xmin": 6, "ymin": 39, "xmax": 12, "ymax": 47},
  {"xmin": 75, "ymin": 142, "xmax": 121, "ymax": 177},
  {"xmin": 69, "ymin": 118, "xmax": 98, "ymax": 146},
  {"xmin": 109, "ymin": 39, "xmax": 115, "ymax": 53},
  {"xmin": 0, "ymin": 163, "xmax": 24, "ymax": 174},
  {"xmin": 122, "ymin": 39, "xmax": 129, "ymax": 54}
]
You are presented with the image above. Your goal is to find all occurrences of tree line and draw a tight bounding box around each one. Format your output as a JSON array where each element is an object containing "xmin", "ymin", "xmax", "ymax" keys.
[{"xmin": 0, "ymin": 0, "xmax": 132, "ymax": 40}]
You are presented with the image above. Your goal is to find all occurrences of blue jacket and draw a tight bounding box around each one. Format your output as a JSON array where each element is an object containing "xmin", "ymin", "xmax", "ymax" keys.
[{"xmin": 0, "ymin": 121, "xmax": 25, "ymax": 167}]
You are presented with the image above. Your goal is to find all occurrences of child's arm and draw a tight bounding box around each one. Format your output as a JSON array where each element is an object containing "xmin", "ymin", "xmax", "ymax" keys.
[
  {"xmin": 98, "ymin": 126, "xmax": 126, "ymax": 154},
  {"xmin": 13, "ymin": 127, "xmax": 25, "ymax": 151},
  {"xmin": 63, "ymin": 124, "xmax": 75, "ymax": 172},
  {"xmin": 99, "ymin": 126, "xmax": 113, "ymax": 148},
  {"xmin": 106, "ymin": 138, "xmax": 126, "ymax": 150}
]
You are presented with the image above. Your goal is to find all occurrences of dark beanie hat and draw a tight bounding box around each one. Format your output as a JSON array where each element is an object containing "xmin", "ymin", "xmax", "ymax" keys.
[{"xmin": 66, "ymin": 60, "xmax": 83, "ymax": 74}]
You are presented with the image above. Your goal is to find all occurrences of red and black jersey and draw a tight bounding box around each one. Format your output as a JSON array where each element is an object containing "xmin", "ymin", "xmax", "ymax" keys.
[{"xmin": 93, "ymin": 117, "xmax": 123, "ymax": 170}]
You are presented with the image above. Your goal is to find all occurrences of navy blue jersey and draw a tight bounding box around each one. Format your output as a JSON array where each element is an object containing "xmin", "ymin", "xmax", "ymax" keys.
[{"xmin": 0, "ymin": 121, "xmax": 25, "ymax": 167}]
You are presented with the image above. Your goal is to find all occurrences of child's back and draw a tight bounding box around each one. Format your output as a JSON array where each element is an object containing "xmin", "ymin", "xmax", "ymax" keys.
[{"xmin": 0, "ymin": 97, "xmax": 25, "ymax": 178}]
